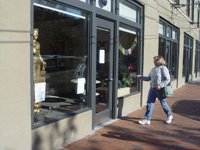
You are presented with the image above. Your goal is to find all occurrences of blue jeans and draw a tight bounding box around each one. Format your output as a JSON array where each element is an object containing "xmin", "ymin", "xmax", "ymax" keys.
[{"xmin": 144, "ymin": 87, "xmax": 172, "ymax": 120}]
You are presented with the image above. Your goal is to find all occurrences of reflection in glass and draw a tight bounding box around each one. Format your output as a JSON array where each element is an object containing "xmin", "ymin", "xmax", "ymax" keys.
[
  {"xmin": 159, "ymin": 38, "xmax": 166, "ymax": 58},
  {"xmin": 172, "ymin": 30, "xmax": 177, "ymax": 40},
  {"xmin": 166, "ymin": 26, "xmax": 171, "ymax": 37},
  {"xmin": 33, "ymin": 0, "xmax": 89, "ymax": 124},
  {"xmin": 159, "ymin": 23, "xmax": 164, "ymax": 35},
  {"xmin": 159, "ymin": 38, "xmax": 178, "ymax": 80}
]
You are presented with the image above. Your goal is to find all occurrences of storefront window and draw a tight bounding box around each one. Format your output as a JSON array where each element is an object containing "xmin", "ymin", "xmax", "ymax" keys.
[
  {"xmin": 182, "ymin": 34, "xmax": 193, "ymax": 82},
  {"xmin": 159, "ymin": 19, "xmax": 179, "ymax": 80},
  {"xmin": 96, "ymin": 0, "xmax": 112, "ymax": 12},
  {"xmin": 118, "ymin": 25, "xmax": 138, "ymax": 97},
  {"xmin": 33, "ymin": 0, "xmax": 90, "ymax": 125}
]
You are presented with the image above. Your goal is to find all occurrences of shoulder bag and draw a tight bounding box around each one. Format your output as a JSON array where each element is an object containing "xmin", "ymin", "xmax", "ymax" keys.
[{"xmin": 160, "ymin": 67, "xmax": 173, "ymax": 98}]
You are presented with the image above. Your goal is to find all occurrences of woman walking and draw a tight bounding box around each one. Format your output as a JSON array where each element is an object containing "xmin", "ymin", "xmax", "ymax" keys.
[{"xmin": 137, "ymin": 56, "xmax": 173, "ymax": 125}]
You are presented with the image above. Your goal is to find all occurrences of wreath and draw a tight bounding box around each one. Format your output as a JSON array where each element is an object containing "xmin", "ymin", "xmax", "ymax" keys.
[{"xmin": 119, "ymin": 37, "xmax": 138, "ymax": 55}]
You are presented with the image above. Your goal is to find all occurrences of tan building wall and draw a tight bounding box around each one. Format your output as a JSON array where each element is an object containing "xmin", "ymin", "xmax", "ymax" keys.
[
  {"xmin": 0, "ymin": 0, "xmax": 32, "ymax": 150},
  {"xmin": 32, "ymin": 110, "xmax": 92, "ymax": 150}
]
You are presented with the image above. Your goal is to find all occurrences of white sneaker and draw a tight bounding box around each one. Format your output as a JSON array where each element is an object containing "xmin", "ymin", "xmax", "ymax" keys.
[
  {"xmin": 166, "ymin": 115, "xmax": 173, "ymax": 124},
  {"xmin": 138, "ymin": 119, "xmax": 150, "ymax": 125}
]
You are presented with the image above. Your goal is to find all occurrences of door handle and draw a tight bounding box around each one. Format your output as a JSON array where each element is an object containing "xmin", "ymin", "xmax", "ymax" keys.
[
  {"xmin": 108, "ymin": 78, "xmax": 113, "ymax": 81},
  {"xmin": 105, "ymin": 78, "xmax": 113, "ymax": 81}
]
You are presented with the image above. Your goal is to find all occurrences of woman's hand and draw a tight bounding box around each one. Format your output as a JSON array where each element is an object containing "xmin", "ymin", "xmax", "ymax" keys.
[
  {"xmin": 136, "ymin": 75, "xmax": 142, "ymax": 79},
  {"xmin": 155, "ymin": 85, "xmax": 161, "ymax": 90}
]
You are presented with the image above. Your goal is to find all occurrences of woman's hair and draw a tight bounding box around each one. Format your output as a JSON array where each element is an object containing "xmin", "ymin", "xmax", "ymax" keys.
[{"xmin": 153, "ymin": 55, "xmax": 166, "ymax": 65}]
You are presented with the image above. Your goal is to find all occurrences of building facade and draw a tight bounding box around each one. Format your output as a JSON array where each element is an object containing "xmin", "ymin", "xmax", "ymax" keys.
[{"xmin": 0, "ymin": 0, "xmax": 200, "ymax": 150}]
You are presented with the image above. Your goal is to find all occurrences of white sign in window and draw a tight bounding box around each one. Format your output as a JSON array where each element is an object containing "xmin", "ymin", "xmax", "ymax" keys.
[
  {"xmin": 99, "ymin": 49, "xmax": 105, "ymax": 64},
  {"xmin": 35, "ymin": 82, "xmax": 46, "ymax": 103},
  {"xmin": 77, "ymin": 78, "xmax": 86, "ymax": 94}
]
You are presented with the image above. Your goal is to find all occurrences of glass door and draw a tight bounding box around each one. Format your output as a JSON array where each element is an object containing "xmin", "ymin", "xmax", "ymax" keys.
[{"xmin": 94, "ymin": 18, "xmax": 114, "ymax": 126}]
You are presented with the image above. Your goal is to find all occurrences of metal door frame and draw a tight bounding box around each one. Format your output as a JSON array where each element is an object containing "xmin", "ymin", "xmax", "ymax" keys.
[{"xmin": 92, "ymin": 17, "xmax": 114, "ymax": 127}]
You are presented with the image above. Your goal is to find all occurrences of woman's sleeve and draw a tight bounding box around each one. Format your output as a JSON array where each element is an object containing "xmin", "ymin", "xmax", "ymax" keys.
[
  {"xmin": 141, "ymin": 76, "xmax": 151, "ymax": 81},
  {"xmin": 141, "ymin": 71, "xmax": 151, "ymax": 81}
]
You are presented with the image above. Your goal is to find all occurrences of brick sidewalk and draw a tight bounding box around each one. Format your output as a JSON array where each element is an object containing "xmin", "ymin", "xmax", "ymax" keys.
[{"xmin": 63, "ymin": 82, "xmax": 200, "ymax": 150}]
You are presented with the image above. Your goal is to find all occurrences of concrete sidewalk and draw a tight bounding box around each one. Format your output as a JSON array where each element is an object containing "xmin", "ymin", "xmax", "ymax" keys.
[{"xmin": 62, "ymin": 81, "xmax": 200, "ymax": 150}]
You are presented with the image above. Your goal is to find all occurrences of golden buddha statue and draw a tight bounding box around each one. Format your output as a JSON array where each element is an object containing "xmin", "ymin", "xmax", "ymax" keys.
[
  {"xmin": 33, "ymin": 28, "xmax": 46, "ymax": 114},
  {"xmin": 33, "ymin": 28, "xmax": 46, "ymax": 83}
]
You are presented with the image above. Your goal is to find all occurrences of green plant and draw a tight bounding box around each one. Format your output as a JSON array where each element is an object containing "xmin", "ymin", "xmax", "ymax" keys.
[
  {"xmin": 121, "ymin": 73, "xmax": 133, "ymax": 87},
  {"xmin": 118, "ymin": 65, "xmax": 133, "ymax": 88}
]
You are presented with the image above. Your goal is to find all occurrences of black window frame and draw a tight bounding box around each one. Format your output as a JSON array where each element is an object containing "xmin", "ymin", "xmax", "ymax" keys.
[
  {"xmin": 159, "ymin": 18, "xmax": 179, "ymax": 80},
  {"xmin": 32, "ymin": 0, "xmax": 93, "ymax": 128},
  {"xmin": 182, "ymin": 33, "xmax": 193, "ymax": 79},
  {"xmin": 118, "ymin": 0, "xmax": 143, "ymax": 96},
  {"xmin": 195, "ymin": 40, "xmax": 200, "ymax": 77}
]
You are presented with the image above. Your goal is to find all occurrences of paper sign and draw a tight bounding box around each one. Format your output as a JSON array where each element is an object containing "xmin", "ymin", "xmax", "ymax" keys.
[
  {"xmin": 77, "ymin": 78, "xmax": 85, "ymax": 94},
  {"xmin": 99, "ymin": 49, "xmax": 105, "ymax": 64},
  {"xmin": 35, "ymin": 82, "xmax": 46, "ymax": 103}
]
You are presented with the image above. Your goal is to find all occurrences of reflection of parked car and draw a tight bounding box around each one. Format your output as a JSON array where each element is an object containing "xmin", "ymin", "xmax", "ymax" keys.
[
  {"xmin": 42, "ymin": 55, "xmax": 82, "ymax": 72},
  {"xmin": 43, "ymin": 55, "xmax": 87, "ymax": 97}
]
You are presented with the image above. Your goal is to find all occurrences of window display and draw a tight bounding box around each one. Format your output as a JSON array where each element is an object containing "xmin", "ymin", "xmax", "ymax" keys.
[
  {"xmin": 118, "ymin": 25, "xmax": 138, "ymax": 96},
  {"xmin": 33, "ymin": 0, "xmax": 90, "ymax": 124}
]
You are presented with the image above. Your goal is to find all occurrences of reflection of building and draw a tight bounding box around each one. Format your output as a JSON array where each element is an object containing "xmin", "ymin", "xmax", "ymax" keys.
[{"xmin": 1, "ymin": 0, "xmax": 200, "ymax": 150}]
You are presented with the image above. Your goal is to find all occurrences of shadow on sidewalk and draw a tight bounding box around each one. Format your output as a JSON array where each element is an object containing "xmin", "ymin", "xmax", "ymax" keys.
[
  {"xmin": 100, "ymin": 124, "xmax": 196, "ymax": 150},
  {"xmin": 172, "ymin": 99, "xmax": 200, "ymax": 121}
]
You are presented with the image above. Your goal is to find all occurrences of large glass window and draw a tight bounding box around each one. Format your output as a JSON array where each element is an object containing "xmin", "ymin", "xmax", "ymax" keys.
[
  {"xmin": 159, "ymin": 19, "xmax": 179, "ymax": 80},
  {"xmin": 118, "ymin": 1, "xmax": 142, "ymax": 97},
  {"xmin": 33, "ymin": 0, "xmax": 90, "ymax": 125},
  {"xmin": 118, "ymin": 25, "xmax": 139, "ymax": 97}
]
